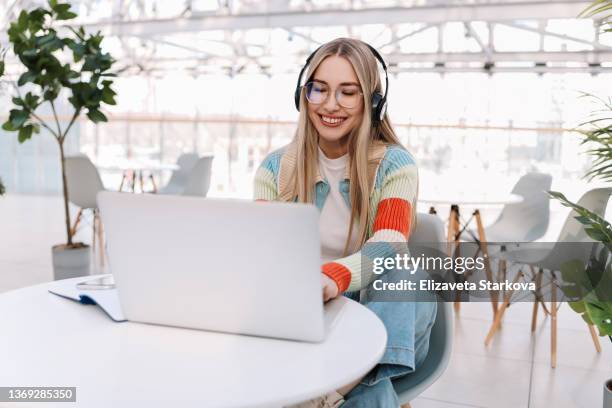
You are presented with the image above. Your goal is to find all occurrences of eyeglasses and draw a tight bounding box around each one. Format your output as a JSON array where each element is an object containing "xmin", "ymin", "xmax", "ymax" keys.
[{"xmin": 303, "ymin": 81, "xmax": 363, "ymax": 109}]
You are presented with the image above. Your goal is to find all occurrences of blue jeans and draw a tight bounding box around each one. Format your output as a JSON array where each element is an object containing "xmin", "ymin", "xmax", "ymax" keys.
[{"xmin": 342, "ymin": 269, "xmax": 437, "ymax": 407}]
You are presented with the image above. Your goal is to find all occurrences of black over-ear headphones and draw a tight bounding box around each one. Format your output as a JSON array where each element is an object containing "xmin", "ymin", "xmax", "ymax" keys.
[{"xmin": 294, "ymin": 42, "xmax": 389, "ymax": 126}]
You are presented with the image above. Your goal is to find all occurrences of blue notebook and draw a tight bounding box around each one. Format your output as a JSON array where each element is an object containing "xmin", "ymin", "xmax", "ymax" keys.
[{"xmin": 48, "ymin": 275, "xmax": 127, "ymax": 322}]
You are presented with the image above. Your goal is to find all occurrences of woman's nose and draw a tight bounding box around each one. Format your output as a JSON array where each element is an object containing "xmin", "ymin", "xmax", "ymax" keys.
[{"xmin": 323, "ymin": 91, "xmax": 340, "ymax": 111}]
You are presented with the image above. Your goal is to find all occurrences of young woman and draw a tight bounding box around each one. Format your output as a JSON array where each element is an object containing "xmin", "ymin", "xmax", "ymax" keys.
[{"xmin": 254, "ymin": 38, "xmax": 437, "ymax": 407}]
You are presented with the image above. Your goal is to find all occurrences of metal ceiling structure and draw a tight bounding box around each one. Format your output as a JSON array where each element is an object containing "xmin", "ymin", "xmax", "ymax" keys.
[{"xmin": 1, "ymin": 0, "xmax": 611, "ymax": 75}]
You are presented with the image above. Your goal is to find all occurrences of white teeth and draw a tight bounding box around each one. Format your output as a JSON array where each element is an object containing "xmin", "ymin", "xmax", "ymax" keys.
[{"xmin": 321, "ymin": 116, "xmax": 344, "ymax": 125}]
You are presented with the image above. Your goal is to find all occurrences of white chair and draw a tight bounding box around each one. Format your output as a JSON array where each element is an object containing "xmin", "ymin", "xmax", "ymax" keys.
[
  {"xmin": 65, "ymin": 155, "xmax": 106, "ymax": 265},
  {"xmin": 159, "ymin": 153, "xmax": 200, "ymax": 195},
  {"xmin": 471, "ymin": 172, "xmax": 552, "ymax": 242},
  {"xmin": 394, "ymin": 213, "xmax": 453, "ymax": 405},
  {"xmin": 485, "ymin": 187, "xmax": 612, "ymax": 367},
  {"xmin": 182, "ymin": 155, "xmax": 214, "ymax": 197}
]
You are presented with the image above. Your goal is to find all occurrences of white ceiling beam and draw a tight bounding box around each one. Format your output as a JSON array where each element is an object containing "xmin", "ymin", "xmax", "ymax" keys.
[
  {"xmin": 80, "ymin": 1, "xmax": 593, "ymax": 37},
  {"xmin": 387, "ymin": 50, "xmax": 612, "ymax": 63},
  {"xmin": 498, "ymin": 21, "xmax": 612, "ymax": 50}
]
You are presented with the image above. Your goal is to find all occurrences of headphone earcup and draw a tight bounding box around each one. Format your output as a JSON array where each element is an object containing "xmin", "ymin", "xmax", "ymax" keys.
[{"xmin": 371, "ymin": 92, "xmax": 385, "ymax": 124}]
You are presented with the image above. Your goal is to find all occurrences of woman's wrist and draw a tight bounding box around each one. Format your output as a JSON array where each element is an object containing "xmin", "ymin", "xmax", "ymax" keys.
[{"xmin": 322, "ymin": 262, "xmax": 351, "ymax": 293}]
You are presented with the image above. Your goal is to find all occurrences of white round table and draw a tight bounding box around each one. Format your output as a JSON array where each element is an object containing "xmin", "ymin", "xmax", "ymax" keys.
[{"xmin": 0, "ymin": 278, "xmax": 387, "ymax": 408}]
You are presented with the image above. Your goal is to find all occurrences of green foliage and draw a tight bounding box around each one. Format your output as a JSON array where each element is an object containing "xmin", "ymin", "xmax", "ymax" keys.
[
  {"xmin": 2, "ymin": 0, "xmax": 117, "ymax": 143},
  {"xmin": 577, "ymin": 94, "xmax": 612, "ymax": 183},
  {"xmin": 561, "ymin": 247, "xmax": 612, "ymax": 336},
  {"xmin": 580, "ymin": 0, "xmax": 612, "ymax": 33},
  {"xmin": 548, "ymin": 191, "xmax": 612, "ymax": 243},
  {"xmin": 0, "ymin": 178, "xmax": 5, "ymax": 196},
  {"xmin": 1, "ymin": 1, "xmax": 117, "ymax": 246}
]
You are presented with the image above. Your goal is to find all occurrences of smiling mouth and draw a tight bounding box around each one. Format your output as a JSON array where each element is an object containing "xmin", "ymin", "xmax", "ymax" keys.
[{"xmin": 319, "ymin": 114, "xmax": 347, "ymax": 127}]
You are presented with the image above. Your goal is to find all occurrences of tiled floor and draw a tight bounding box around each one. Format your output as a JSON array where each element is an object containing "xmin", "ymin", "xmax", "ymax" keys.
[{"xmin": 0, "ymin": 194, "xmax": 610, "ymax": 408}]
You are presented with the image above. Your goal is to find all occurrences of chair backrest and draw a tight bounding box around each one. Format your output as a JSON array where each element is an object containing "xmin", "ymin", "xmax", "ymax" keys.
[
  {"xmin": 394, "ymin": 301, "xmax": 454, "ymax": 403},
  {"xmin": 176, "ymin": 153, "xmax": 199, "ymax": 175},
  {"xmin": 410, "ymin": 213, "xmax": 446, "ymax": 244},
  {"xmin": 394, "ymin": 213, "xmax": 452, "ymax": 402},
  {"xmin": 539, "ymin": 187, "xmax": 612, "ymax": 271},
  {"xmin": 182, "ymin": 156, "xmax": 214, "ymax": 197},
  {"xmin": 557, "ymin": 187, "xmax": 612, "ymax": 242},
  {"xmin": 163, "ymin": 153, "xmax": 200, "ymax": 191},
  {"xmin": 488, "ymin": 172, "xmax": 552, "ymax": 242},
  {"xmin": 65, "ymin": 155, "xmax": 105, "ymax": 209}
]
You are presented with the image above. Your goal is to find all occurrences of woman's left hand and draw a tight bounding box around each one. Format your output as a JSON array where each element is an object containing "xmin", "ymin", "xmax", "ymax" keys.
[{"xmin": 322, "ymin": 274, "xmax": 339, "ymax": 302}]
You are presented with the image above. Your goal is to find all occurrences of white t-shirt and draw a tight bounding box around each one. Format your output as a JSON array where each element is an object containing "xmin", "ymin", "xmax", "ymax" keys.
[{"xmin": 318, "ymin": 147, "xmax": 360, "ymax": 264}]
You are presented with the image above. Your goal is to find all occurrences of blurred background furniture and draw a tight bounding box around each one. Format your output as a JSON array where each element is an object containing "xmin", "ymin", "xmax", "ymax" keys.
[
  {"xmin": 423, "ymin": 172, "xmax": 552, "ymax": 319},
  {"xmin": 484, "ymin": 187, "xmax": 612, "ymax": 368},
  {"xmin": 467, "ymin": 172, "xmax": 552, "ymax": 242},
  {"xmin": 181, "ymin": 155, "xmax": 214, "ymax": 197},
  {"xmin": 97, "ymin": 160, "xmax": 179, "ymax": 193},
  {"xmin": 159, "ymin": 153, "xmax": 199, "ymax": 195},
  {"xmin": 65, "ymin": 155, "xmax": 107, "ymax": 266}
]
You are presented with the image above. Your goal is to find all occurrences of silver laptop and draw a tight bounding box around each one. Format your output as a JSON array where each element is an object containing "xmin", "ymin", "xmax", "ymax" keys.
[{"xmin": 97, "ymin": 191, "xmax": 346, "ymax": 342}]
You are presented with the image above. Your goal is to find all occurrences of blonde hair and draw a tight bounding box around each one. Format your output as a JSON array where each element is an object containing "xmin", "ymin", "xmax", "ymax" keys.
[{"xmin": 291, "ymin": 38, "xmax": 414, "ymax": 254}]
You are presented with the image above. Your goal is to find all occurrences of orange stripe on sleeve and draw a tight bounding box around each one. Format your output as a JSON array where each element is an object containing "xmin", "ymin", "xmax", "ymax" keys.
[
  {"xmin": 322, "ymin": 262, "xmax": 352, "ymax": 293},
  {"xmin": 372, "ymin": 198, "xmax": 412, "ymax": 238}
]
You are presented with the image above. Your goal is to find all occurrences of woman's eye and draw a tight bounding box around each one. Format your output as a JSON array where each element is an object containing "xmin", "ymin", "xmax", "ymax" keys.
[{"xmin": 342, "ymin": 89, "xmax": 358, "ymax": 96}]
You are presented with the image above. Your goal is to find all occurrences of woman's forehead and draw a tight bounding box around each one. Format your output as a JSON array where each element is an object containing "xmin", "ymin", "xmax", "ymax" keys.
[{"xmin": 312, "ymin": 55, "xmax": 359, "ymax": 85}]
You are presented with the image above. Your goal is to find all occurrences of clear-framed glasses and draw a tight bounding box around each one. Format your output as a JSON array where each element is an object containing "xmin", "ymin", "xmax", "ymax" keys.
[{"xmin": 304, "ymin": 81, "xmax": 363, "ymax": 109}]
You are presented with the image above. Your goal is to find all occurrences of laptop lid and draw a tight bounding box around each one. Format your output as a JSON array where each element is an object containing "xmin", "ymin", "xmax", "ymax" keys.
[{"xmin": 97, "ymin": 191, "xmax": 325, "ymax": 342}]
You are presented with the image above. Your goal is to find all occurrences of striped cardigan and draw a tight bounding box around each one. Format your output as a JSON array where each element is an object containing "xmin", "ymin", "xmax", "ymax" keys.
[{"xmin": 253, "ymin": 141, "xmax": 418, "ymax": 293}]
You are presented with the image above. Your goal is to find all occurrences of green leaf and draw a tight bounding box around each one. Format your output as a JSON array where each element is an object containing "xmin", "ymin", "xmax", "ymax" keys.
[
  {"xmin": 101, "ymin": 85, "xmax": 116, "ymax": 105},
  {"xmin": 17, "ymin": 70, "xmax": 37, "ymax": 86},
  {"xmin": 2, "ymin": 120, "xmax": 16, "ymax": 131},
  {"xmin": 56, "ymin": 10, "xmax": 77, "ymax": 20},
  {"xmin": 9, "ymin": 109, "xmax": 29, "ymax": 129},
  {"xmin": 18, "ymin": 124, "xmax": 34, "ymax": 143},
  {"xmin": 17, "ymin": 10, "xmax": 28, "ymax": 31},
  {"xmin": 585, "ymin": 299, "xmax": 612, "ymax": 336},
  {"xmin": 86, "ymin": 109, "xmax": 107, "ymax": 123}
]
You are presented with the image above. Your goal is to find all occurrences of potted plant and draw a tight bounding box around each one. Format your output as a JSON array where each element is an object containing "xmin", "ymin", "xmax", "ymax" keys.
[{"xmin": 2, "ymin": 0, "xmax": 117, "ymax": 279}]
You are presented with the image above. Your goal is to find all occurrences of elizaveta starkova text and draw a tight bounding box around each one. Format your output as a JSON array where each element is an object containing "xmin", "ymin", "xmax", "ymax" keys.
[
  {"xmin": 372, "ymin": 279, "xmax": 536, "ymax": 291},
  {"xmin": 372, "ymin": 253, "xmax": 486, "ymax": 275}
]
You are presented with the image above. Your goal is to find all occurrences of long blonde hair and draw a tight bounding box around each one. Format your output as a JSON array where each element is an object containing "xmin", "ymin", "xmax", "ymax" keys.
[{"xmin": 292, "ymin": 38, "xmax": 412, "ymax": 254}]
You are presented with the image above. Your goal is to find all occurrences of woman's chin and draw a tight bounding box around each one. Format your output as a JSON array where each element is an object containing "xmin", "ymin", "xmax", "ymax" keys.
[{"xmin": 315, "ymin": 126, "xmax": 350, "ymax": 144}]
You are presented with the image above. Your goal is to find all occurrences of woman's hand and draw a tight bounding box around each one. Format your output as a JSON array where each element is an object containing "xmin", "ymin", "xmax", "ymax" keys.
[{"xmin": 322, "ymin": 274, "xmax": 339, "ymax": 302}]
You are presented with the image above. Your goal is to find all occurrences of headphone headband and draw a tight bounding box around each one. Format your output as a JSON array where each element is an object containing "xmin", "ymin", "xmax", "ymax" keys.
[{"xmin": 294, "ymin": 41, "xmax": 389, "ymax": 126}]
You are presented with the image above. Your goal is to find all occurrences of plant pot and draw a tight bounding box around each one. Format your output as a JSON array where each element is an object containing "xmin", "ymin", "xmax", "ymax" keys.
[
  {"xmin": 605, "ymin": 379, "xmax": 612, "ymax": 408},
  {"xmin": 52, "ymin": 244, "xmax": 91, "ymax": 281}
]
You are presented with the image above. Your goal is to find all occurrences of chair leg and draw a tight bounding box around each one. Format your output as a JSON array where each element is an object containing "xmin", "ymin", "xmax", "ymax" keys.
[
  {"xmin": 484, "ymin": 271, "xmax": 523, "ymax": 346},
  {"xmin": 149, "ymin": 173, "xmax": 158, "ymax": 193},
  {"xmin": 448, "ymin": 205, "xmax": 462, "ymax": 314},
  {"xmin": 70, "ymin": 209, "xmax": 83, "ymax": 238},
  {"xmin": 531, "ymin": 300, "xmax": 539, "ymax": 333},
  {"xmin": 96, "ymin": 210, "xmax": 105, "ymax": 268},
  {"xmin": 474, "ymin": 209, "xmax": 498, "ymax": 321},
  {"xmin": 551, "ymin": 274, "xmax": 557, "ymax": 369},
  {"xmin": 531, "ymin": 268, "xmax": 543, "ymax": 332},
  {"xmin": 588, "ymin": 324, "xmax": 602, "ymax": 353},
  {"xmin": 92, "ymin": 210, "xmax": 97, "ymax": 272}
]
